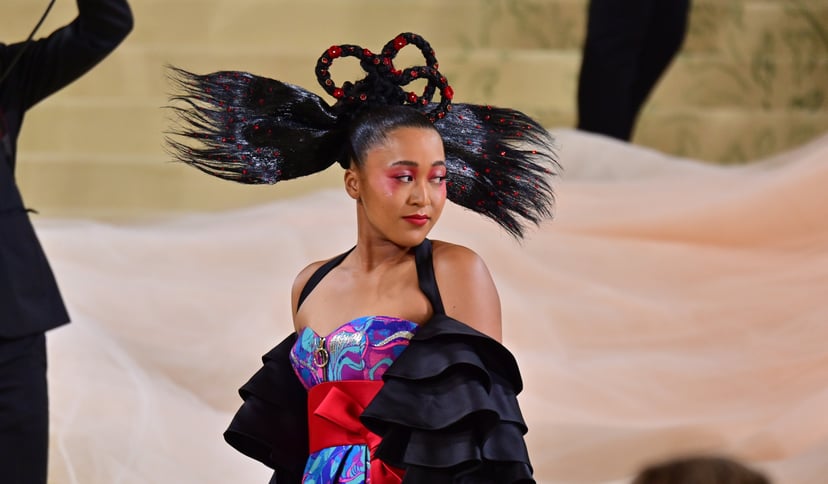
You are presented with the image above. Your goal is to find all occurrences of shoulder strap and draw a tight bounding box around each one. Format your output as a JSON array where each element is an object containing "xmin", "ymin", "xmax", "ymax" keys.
[
  {"xmin": 298, "ymin": 241, "xmax": 445, "ymax": 315},
  {"xmin": 297, "ymin": 247, "xmax": 354, "ymax": 310},
  {"xmin": 414, "ymin": 239, "xmax": 446, "ymax": 315}
]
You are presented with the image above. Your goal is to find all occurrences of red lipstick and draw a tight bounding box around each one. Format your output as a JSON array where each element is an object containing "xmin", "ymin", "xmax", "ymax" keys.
[{"xmin": 403, "ymin": 214, "xmax": 430, "ymax": 226}]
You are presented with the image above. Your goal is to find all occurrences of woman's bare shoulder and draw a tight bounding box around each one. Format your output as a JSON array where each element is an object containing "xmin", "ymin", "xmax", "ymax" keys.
[
  {"xmin": 431, "ymin": 240, "xmax": 494, "ymax": 285},
  {"xmin": 430, "ymin": 240, "xmax": 503, "ymax": 341},
  {"xmin": 431, "ymin": 239, "xmax": 480, "ymax": 262}
]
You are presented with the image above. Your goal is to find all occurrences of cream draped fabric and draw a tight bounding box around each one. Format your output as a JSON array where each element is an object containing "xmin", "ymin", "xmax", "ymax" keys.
[{"xmin": 38, "ymin": 129, "xmax": 828, "ymax": 484}]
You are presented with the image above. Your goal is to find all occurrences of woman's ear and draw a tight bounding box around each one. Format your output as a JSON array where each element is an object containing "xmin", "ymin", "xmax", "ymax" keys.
[{"xmin": 344, "ymin": 167, "xmax": 360, "ymax": 200}]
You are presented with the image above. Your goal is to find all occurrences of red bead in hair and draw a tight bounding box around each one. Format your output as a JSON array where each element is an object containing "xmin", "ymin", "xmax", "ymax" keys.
[
  {"xmin": 328, "ymin": 46, "xmax": 342, "ymax": 58},
  {"xmin": 393, "ymin": 35, "xmax": 408, "ymax": 50}
]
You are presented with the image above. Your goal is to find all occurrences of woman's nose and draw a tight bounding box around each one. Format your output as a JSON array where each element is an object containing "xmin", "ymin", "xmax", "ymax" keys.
[{"xmin": 409, "ymin": 180, "xmax": 430, "ymax": 206}]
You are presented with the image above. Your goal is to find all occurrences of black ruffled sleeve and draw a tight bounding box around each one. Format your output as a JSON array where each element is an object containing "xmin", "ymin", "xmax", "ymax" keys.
[
  {"xmin": 224, "ymin": 333, "xmax": 308, "ymax": 484},
  {"xmin": 361, "ymin": 315, "xmax": 535, "ymax": 484}
]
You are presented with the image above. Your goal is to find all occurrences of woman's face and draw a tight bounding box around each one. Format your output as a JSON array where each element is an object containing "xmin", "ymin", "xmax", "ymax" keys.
[{"xmin": 346, "ymin": 126, "xmax": 447, "ymax": 248}]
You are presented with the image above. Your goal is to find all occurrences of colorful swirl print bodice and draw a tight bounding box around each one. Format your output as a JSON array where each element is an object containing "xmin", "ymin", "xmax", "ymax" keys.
[{"xmin": 290, "ymin": 315, "xmax": 418, "ymax": 484}]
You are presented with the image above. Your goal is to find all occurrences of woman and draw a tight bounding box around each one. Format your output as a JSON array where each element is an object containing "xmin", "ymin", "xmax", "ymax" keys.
[{"xmin": 168, "ymin": 33, "xmax": 558, "ymax": 483}]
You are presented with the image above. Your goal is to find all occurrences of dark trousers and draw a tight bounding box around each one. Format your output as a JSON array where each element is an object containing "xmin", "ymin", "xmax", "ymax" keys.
[
  {"xmin": 0, "ymin": 333, "xmax": 48, "ymax": 484},
  {"xmin": 577, "ymin": 0, "xmax": 691, "ymax": 141}
]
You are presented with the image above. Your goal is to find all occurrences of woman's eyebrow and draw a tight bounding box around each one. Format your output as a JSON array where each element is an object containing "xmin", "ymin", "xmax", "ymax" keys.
[{"xmin": 389, "ymin": 160, "xmax": 446, "ymax": 167}]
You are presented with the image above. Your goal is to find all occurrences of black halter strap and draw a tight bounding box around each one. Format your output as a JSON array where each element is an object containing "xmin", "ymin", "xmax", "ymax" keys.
[
  {"xmin": 296, "ymin": 239, "xmax": 445, "ymax": 315},
  {"xmin": 414, "ymin": 239, "xmax": 445, "ymax": 315},
  {"xmin": 296, "ymin": 247, "xmax": 354, "ymax": 311}
]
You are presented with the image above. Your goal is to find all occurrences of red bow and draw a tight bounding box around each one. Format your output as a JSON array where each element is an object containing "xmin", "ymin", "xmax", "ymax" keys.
[{"xmin": 308, "ymin": 381, "xmax": 404, "ymax": 484}]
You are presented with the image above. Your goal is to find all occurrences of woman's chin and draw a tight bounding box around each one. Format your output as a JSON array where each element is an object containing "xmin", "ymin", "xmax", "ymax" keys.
[{"xmin": 388, "ymin": 228, "xmax": 432, "ymax": 249}]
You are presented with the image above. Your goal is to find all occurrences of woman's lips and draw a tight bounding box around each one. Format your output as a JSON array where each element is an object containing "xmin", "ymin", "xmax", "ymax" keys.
[{"xmin": 403, "ymin": 215, "xmax": 429, "ymax": 226}]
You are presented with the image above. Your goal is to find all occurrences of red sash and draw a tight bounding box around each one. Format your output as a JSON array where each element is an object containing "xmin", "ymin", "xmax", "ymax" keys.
[{"xmin": 308, "ymin": 381, "xmax": 404, "ymax": 484}]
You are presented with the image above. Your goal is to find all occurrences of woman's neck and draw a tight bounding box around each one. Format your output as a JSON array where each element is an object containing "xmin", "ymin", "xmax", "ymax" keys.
[{"xmin": 351, "ymin": 235, "xmax": 413, "ymax": 272}]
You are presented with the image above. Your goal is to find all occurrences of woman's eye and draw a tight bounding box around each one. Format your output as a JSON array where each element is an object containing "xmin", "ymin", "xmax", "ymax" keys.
[
  {"xmin": 431, "ymin": 174, "xmax": 447, "ymax": 183},
  {"xmin": 396, "ymin": 175, "xmax": 414, "ymax": 182}
]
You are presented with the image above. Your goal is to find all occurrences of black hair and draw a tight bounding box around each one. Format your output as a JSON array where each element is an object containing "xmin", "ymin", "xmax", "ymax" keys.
[
  {"xmin": 166, "ymin": 68, "xmax": 344, "ymax": 184},
  {"xmin": 345, "ymin": 105, "xmax": 436, "ymax": 168},
  {"xmin": 166, "ymin": 33, "xmax": 559, "ymax": 238},
  {"xmin": 633, "ymin": 455, "xmax": 772, "ymax": 484}
]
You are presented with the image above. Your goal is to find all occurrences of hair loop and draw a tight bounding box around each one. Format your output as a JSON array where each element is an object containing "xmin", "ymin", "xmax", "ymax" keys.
[{"xmin": 315, "ymin": 33, "xmax": 451, "ymax": 122}]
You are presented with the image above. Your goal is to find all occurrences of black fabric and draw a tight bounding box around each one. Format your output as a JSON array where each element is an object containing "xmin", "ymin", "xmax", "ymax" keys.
[
  {"xmin": 576, "ymin": 0, "xmax": 691, "ymax": 141},
  {"xmin": 362, "ymin": 315, "xmax": 533, "ymax": 483},
  {"xmin": 0, "ymin": 0, "xmax": 133, "ymax": 338},
  {"xmin": 224, "ymin": 334, "xmax": 307, "ymax": 484},
  {"xmin": 225, "ymin": 239, "xmax": 534, "ymax": 483},
  {"xmin": 0, "ymin": 207, "xmax": 69, "ymax": 337},
  {"xmin": 414, "ymin": 239, "xmax": 445, "ymax": 316},
  {"xmin": 0, "ymin": 333, "xmax": 48, "ymax": 484}
]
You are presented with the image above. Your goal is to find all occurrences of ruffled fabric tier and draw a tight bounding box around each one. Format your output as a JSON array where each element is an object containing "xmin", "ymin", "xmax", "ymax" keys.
[
  {"xmin": 363, "ymin": 315, "xmax": 534, "ymax": 483},
  {"xmin": 224, "ymin": 334, "xmax": 307, "ymax": 484}
]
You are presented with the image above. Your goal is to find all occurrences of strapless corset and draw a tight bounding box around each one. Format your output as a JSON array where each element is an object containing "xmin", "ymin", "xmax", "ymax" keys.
[{"xmin": 290, "ymin": 315, "xmax": 419, "ymax": 389}]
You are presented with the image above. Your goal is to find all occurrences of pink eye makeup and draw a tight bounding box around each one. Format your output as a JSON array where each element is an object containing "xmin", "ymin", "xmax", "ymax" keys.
[
  {"xmin": 387, "ymin": 169, "xmax": 415, "ymax": 183},
  {"xmin": 382, "ymin": 160, "xmax": 446, "ymax": 188},
  {"xmin": 428, "ymin": 167, "xmax": 446, "ymax": 179}
]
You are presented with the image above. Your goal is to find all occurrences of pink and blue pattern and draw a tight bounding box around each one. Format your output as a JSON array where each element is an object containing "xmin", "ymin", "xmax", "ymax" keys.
[{"xmin": 290, "ymin": 316, "xmax": 418, "ymax": 484}]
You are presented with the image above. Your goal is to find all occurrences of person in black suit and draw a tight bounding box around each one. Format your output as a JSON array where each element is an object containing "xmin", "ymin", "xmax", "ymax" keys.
[
  {"xmin": 0, "ymin": 1, "xmax": 132, "ymax": 482},
  {"xmin": 577, "ymin": 0, "xmax": 692, "ymax": 141}
]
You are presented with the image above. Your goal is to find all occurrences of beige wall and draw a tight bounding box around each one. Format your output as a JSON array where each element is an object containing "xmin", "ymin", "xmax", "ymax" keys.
[{"xmin": 3, "ymin": 0, "xmax": 827, "ymax": 218}]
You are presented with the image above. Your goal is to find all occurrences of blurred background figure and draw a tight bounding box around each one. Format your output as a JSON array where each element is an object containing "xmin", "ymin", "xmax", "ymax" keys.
[
  {"xmin": 0, "ymin": 1, "xmax": 132, "ymax": 483},
  {"xmin": 633, "ymin": 455, "xmax": 772, "ymax": 484},
  {"xmin": 577, "ymin": 0, "xmax": 692, "ymax": 141}
]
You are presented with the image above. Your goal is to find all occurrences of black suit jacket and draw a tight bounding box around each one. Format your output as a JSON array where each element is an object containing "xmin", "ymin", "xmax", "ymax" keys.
[{"xmin": 0, "ymin": 0, "xmax": 133, "ymax": 337}]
